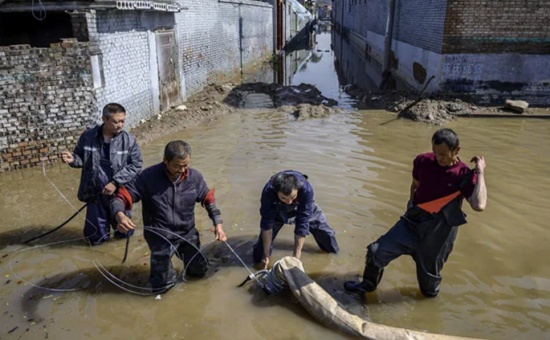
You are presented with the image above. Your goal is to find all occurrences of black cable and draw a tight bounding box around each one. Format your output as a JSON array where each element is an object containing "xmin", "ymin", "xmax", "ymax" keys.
[
  {"xmin": 122, "ymin": 234, "xmax": 131, "ymax": 263},
  {"xmin": 23, "ymin": 202, "xmax": 90, "ymax": 244},
  {"xmin": 23, "ymin": 192, "xmax": 102, "ymax": 244}
]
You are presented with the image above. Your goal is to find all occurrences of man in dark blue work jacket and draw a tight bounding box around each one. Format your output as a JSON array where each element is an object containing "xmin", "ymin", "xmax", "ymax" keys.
[
  {"xmin": 61, "ymin": 103, "xmax": 142, "ymax": 245},
  {"xmin": 253, "ymin": 170, "xmax": 339, "ymax": 269},
  {"xmin": 111, "ymin": 140, "xmax": 227, "ymax": 294}
]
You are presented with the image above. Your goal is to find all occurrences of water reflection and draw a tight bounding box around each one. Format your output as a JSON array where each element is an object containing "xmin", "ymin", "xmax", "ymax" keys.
[
  {"xmin": 331, "ymin": 29, "xmax": 381, "ymax": 92},
  {"xmin": 243, "ymin": 25, "xmax": 357, "ymax": 109},
  {"xmin": 243, "ymin": 22, "xmax": 385, "ymax": 110},
  {"xmin": 285, "ymin": 30, "xmax": 356, "ymax": 109}
]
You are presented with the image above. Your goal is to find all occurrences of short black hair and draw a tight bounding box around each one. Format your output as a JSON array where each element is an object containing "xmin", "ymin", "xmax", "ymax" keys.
[
  {"xmin": 271, "ymin": 173, "xmax": 299, "ymax": 195},
  {"xmin": 432, "ymin": 128, "xmax": 460, "ymax": 151},
  {"xmin": 102, "ymin": 103, "xmax": 126, "ymax": 118},
  {"xmin": 164, "ymin": 140, "xmax": 192, "ymax": 162}
]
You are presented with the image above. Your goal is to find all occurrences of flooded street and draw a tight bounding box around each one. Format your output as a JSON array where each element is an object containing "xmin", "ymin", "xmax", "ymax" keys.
[{"xmin": 1, "ymin": 31, "xmax": 550, "ymax": 340}]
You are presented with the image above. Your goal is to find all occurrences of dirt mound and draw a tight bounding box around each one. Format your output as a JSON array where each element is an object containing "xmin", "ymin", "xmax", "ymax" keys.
[
  {"xmin": 342, "ymin": 84, "xmax": 549, "ymax": 125},
  {"xmin": 395, "ymin": 98, "xmax": 480, "ymax": 125},
  {"xmin": 130, "ymin": 83, "xmax": 237, "ymax": 145},
  {"xmin": 224, "ymin": 82, "xmax": 338, "ymax": 108},
  {"xmin": 277, "ymin": 104, "xmax": 342, "ymax": 121},
  {"xmin": 129, "ymin": 82, "xmax": 342, "ymax": 145}
]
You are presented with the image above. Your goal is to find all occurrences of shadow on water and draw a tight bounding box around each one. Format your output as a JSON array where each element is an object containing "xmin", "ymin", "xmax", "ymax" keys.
[
  {"xmin": 0, "ymin": 225, "xmax": 86, "ymax": 250},
  {"xmin": 19, "ymin": 265, "xmax": 151, "ymax": 322},
  {"xmin": 15, "ymin": 234, "xmax": 371, "ymax": 330},
  {"xmin": 207, "ymin": 235, "xmax": 323, "ymax": 270}
]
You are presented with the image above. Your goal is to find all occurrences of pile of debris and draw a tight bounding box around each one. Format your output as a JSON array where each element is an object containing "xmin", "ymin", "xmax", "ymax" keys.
[{"xmin": 224, "ymin": 82, "xmax": 338, "ymax": 108}]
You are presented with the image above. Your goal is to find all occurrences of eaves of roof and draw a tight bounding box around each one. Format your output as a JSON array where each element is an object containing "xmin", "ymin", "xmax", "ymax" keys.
[{"xmin": 0, "ymin": 0, "xmax": 186, "ymax": 12}]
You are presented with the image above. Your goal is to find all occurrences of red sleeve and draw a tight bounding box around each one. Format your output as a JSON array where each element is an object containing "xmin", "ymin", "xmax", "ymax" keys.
[
  {"xmin": 116, "ymin": 186, "xmax": 134, "ymax": 210},
  {"xmin": 203, "ymin": 188, "xmax": 216, "ymax": 205}
]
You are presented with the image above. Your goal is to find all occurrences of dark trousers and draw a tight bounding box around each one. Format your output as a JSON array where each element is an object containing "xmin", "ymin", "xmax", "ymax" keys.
[
  {"xmin": 252, "ymin": 204, "xmax": 339, "ymax": 263},
  {"xmin": 83, "ymin": 194, "xmax": 132, "ymax": 245},
  {"xmin": 364, "ymin": 215, "xmax": 458, "ymax": 297},
  {"xmin": 144, "ymin": 228, "xmax": 208, "ymax": 291}
]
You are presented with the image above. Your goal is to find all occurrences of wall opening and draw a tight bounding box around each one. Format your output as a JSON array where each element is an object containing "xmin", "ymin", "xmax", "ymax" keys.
[{"xmin": 0, "ymin": 11, "xmax": 88, "ymax": 47}]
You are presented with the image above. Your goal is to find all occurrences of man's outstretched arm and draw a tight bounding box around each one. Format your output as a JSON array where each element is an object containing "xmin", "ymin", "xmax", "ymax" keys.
[{"xmin": 468, "ymin": 156, "xmax": 487, "ymax": 211}]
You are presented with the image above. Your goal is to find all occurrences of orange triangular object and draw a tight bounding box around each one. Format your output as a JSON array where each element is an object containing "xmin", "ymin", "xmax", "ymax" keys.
[{"xmin": 417, "ymin": 191, "xmax": 461, "ymax": 214}]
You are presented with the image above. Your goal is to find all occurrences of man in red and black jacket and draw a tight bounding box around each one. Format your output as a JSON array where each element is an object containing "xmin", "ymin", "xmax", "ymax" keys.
[
  {"xmin": 111, "ymin": 140, "xmax": 227, "ymax": 294},
  {"xmin": 345, "ymin": 128, "xmax": 487, "ymax": 297}
]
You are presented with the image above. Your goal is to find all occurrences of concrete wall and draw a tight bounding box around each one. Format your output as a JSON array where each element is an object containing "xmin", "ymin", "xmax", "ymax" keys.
[
  {"xmin": 332, "ymin": 0, "xmax": 550, "ymax": 104},
  {"xmin": 439, "ymin": 53, "xmax": 550, "ymax": 105}
]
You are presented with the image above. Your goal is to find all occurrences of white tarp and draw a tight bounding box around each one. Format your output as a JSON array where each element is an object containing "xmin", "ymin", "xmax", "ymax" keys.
[{"xmin": 287, "ymin": 0, "xmax": 313, "ymax": 27}]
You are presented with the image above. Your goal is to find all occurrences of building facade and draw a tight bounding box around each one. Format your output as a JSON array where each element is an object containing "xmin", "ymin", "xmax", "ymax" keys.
[
  {"xmin": 332, "ymin": 0, "xmax": 550, "ymax": 105},
  {"xmin": 0, "ymin": 0, "xmax": 273, "ymax": 171}
]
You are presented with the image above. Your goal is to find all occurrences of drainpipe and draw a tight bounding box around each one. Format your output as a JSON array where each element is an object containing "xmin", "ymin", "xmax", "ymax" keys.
[
  {"xmin": 381, "ymin": 0, "xmax": 396, "ymax": 87},
  {"xmin": 239, "ymin": 4, "xmax": 243, "ymax": 79},
  {"xmin": 339, "ymin": 0, "xmax": 344, "ymax": 67},
  {"xmin": 272, "ymin": 0, "xmax": 277, "ymax": 55},
  {"xmin": 340, "ymin": 0, "xmax": 344, "ymax": 35}
]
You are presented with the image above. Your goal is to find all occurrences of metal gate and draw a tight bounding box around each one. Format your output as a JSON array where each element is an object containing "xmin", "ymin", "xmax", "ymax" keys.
[{"xmin": 155, "ymin": 30, "xmax": 181, "ymax": 111}]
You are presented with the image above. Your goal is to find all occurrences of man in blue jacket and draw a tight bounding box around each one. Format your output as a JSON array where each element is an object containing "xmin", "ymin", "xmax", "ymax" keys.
[
  {"xmin": 111, "ymin": 140, "xmax": 227, "ymax": 294},
  {"xmin": 61, "ymin": 103, "xmax": 142, "ymax": 245},
  {"xmin": 253, "ymin": 170, "xmax": 339, "ymax": 269}
]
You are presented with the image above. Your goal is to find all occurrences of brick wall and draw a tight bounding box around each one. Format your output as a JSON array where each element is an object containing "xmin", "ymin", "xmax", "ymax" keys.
[
  {"xmin": 0, "ymin": 2, "xmax": 273, "ymax": 172},
  {"xmin": 394, "ymin": 0, "xmax": 447, "ymax": 53},
  {"xmin": 332, "ymin": 0, "xmax": 387, "ymax": 37},
  {"xmin": 443, "ymin": 0, "xmax": 550, "ymax": 54},
  {"xmin": 175, "ymin": 0, "xmax": 273, "ymax": 96},
  {"xmin": 331, "ymin": 0, "xmax": 550, "ymax": 101},
  {"xmin": 69, "ymin": 12, "xmax": 89, "ymax": 42},
  {"xmin": 87, "ymin": 10, "xmax": 156, "ymax": 127},
  {"xmin": 0, "ymin": 42, "xmax": 96, "ymax": 172}
]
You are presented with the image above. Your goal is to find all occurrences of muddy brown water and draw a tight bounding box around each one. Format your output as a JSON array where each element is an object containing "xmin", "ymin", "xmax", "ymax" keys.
[{"xmin": 1, "ymin": 109, "xmax": 549, "ymax": 339}]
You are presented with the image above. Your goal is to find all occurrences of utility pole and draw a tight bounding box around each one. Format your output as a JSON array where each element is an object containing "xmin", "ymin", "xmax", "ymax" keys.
[{"xmin": 381, "ymin": 0, "xmax": 396, "ymax": 88}]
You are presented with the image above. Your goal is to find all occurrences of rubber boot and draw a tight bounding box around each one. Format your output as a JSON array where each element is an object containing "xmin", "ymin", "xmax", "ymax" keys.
[{"xmin": 344, "ymin": 253, "xmax": 383, "ymax": 293}]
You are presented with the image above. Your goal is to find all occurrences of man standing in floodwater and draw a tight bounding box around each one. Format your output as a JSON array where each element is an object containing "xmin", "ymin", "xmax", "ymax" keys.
[
  {"xmin": 345, "ymin": 128, "xmax": 487, "ymax": 297},
  {"xmin": 111, "ymin": 140, "xmax": 227, "ymax": 294},
  {"xmin": 253, "ymin": 170, "xmax": 339, "ymax": 269},
  {"xmin": 61, "ymin": 103, "xmax": 142, "ymax": 245}
]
